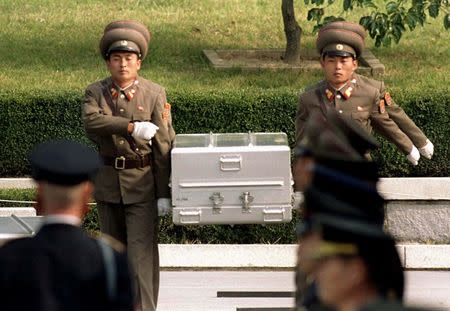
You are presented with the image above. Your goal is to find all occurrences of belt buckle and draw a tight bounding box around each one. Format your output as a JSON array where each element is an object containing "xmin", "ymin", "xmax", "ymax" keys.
[{"xmin": 114, "ymin": 156, "xmax": 126, "ymax": 170}]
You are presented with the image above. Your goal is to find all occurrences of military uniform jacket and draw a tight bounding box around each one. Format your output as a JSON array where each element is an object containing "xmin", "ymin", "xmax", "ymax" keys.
[
  {"xmin": 0, "ymin": 223, "xmax": 134, "ymax": 311},
  {"xmin": 296, "ymin": 75, "xmax": 420, "ymax": 155},
  {"xmin": 355, "ymin": 74, "xmax": 428, "ymax": 149},
  {"xmin": 82, "ymin": 76, "xmax": 175, "ymax": 204}
]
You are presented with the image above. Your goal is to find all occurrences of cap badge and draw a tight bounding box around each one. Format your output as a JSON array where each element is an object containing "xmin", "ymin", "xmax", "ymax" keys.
[
  {"xmin": 120, "ymin": 40, "xmax": 128, "ymax": 46},
  {"xmin": 336, "ymin": 44, "xmax": 344, "ymax": 50}
]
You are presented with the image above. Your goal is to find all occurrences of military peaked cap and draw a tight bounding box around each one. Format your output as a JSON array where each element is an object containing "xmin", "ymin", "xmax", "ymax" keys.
[
  {"xmin": 316, "ymin": 21, "xmax": 366, "ymax": 58},
  {"xmin": 100, "ymin": 20, "xmax": 151, "ymax": 60},
  {"xmin": 30, "ymin": 139, "xmax": 102, "ymax": 186}
]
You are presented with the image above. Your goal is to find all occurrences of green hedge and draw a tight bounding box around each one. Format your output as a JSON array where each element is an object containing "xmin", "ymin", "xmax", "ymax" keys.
[
  {"xmin": 1, "ymin": 88, "xmax": 448, "ymax": 177},
  {"xmin": 0, "ymin": 89, "xmax": 448, "ymax": 244}
]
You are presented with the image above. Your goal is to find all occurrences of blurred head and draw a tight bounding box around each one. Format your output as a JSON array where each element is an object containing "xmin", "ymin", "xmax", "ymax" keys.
[
  {"xmin": 310, "ymin": 227, "xmax": 404, "ymax": 310},
  {"xmin": 30, "ymin": 139, "xmax": 101, "ymax": 218}
]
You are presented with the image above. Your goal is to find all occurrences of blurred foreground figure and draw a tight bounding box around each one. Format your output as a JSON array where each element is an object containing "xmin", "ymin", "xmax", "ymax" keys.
[
  {"xmin": 0, "ymin": 140, "xmax": 134, "ymax": 311},
  {"xmin": 293, "ymin": 111, "xmax": 380, "ymax": 311}
]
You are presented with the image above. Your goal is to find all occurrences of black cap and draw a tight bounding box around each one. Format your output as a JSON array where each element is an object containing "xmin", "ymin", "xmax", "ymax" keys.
[{"xmin": 30, "ymin": 140, "xmax": 102, "ymax": 186}]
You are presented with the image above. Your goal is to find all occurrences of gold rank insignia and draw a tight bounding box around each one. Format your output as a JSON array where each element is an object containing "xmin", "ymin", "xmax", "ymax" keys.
[
  {"xmin": 384, "ymin": 92, "xmax": 393, "ymax": 106},
  {"xmin": 342, "ymin": 86, "xmax": 353, "ymax": 99},
  {"xmin": 110, "ymin": 88, "xmax": 118, "ymax": 98},
  {"xmin": 125, "ymin": 90, "xmax": 134, "ymax": 101},
  {"xmin": 325, "ymin": 88, "xmax": 334, "ymax": 101},
  {"xmin": 379, "ymin": 99, "xmax": 386, "ymax": 113}
]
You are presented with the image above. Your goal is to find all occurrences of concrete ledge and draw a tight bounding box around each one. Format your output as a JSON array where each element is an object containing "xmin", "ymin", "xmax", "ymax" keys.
[
  {"xmin": 0, "ymin": 207, "xmax": 36, "ymax": 217},
  {"xmin": 159, "ymin": 244, "xmax": 450, "ymax": 270},
  {"xmin": 0, "ymin": 178, "xmax": 34, "ymax": 189},
  {"xmin": 378, "ymin": 177, "xmax": 450, "ymax": 200}
]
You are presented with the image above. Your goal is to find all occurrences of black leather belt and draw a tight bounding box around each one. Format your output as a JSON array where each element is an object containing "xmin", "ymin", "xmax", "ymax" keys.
[{"xmin": 102, "ymin": 155, "xmax": 151, "ymax": 170}]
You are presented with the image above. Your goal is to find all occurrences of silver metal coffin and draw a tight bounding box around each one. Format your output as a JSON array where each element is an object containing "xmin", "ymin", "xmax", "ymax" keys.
[
  {"xmin": 171, "ymin": 132, "xmax": 293, "ymax": 225},
  {"xmin": 0, "ymin": 215, "xmax": 43, "ymax": 246}
]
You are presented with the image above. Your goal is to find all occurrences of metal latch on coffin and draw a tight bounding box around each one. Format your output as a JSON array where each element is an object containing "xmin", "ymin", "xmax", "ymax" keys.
[
  {"xmin": 179, "ymin": 210, "xmax": 201, "ymax": 224},
  {"xmin": 240, "ymin": 191, "xmax": 254, "ymax": 213},
  {"xmin": 263, "ymin": 208, "xmax": 285, "ymax": 222},
  {"xmin": 209, "ymin": 192, "xmax": 224, "ymax": 214},
  {"xmin": 220, "ymin": 155, "xmax": 242, "ymax": 171}
]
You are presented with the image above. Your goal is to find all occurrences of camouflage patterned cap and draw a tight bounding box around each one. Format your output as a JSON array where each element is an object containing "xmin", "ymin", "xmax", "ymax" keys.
[
  {"xmin": 316, "ymin": 21, "xmax": 366, "ymax": 58},
  {"xmin": 99, "ymin": 20, "xmax": 150, "ymax": 60}
]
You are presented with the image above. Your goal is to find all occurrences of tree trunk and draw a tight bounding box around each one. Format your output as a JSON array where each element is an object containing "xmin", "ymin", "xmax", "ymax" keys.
[{"xmin": 282, "ymin": 0, "xmax": 302, "ymax": 64}]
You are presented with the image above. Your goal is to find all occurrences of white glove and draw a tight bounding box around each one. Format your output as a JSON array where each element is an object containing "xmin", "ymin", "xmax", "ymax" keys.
[
  {"xmin": 157, "ymin": 198, "xmax": 172, "ymax": 216},
  {"xmin": 406, "ymin": 145, "xmax": 420, "ymax": 166},
  {"xmin": 419, "ymin": 139, "xmax": 434, "ymax": 159},
  {"xmin": 132, "ymin": 122, "xmax": 159, "ymax": 141}
]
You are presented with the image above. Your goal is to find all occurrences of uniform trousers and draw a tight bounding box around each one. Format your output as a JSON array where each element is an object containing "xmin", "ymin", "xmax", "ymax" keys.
[{"xmin": 97, "ymin": 200, "xmax": 159, "ymax": 311}]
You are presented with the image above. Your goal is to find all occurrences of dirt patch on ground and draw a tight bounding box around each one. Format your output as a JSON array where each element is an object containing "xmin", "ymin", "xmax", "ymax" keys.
[{"xmin": 203, "ymin": 48, "xmax": 383, "ymax": 76}]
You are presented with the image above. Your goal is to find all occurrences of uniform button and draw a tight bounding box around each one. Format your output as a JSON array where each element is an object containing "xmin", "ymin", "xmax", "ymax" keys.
[
  {"xmin": 119, "ymin": 140, "xmax": 125, "ymax": 145},
  {"xmin": 336, "ymin": 94, "xmax": 342, "ymax": 99},
  {"xmin": 339, "ymin": 110, "xmax": 343, "ymax": 113},
  {"xmin": 119, "ymin": 108, "xmax": 124, "ymax": 113},
  {"xmin": 135, "ymin": 148, "xmax": 139, "ymax": 151},
  {"xmin": 120, "ymin": 94, "xmax": 125, "ymax": 99}
]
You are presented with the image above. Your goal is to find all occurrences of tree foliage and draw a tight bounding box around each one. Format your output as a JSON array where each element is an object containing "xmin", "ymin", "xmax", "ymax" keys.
[{"xmin": 304, "ymin": 0, "xmax": 450, "ymax": 47}]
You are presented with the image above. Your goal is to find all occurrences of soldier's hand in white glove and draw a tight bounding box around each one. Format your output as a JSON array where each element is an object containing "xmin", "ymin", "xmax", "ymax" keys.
[
  {"xmin": 157, "ymin": 198, "xmax": 172, "ymax": 216},
  {"xmin": 406, "ymin": 145, "xmax": 420, "ymax": 166},
  {"xmin": 419, "ymin": 139, "xmax": 434, "ymax": 159},
  {"xmin": 132, "ymin": 122, "xmax": 159, "ymax": 141}
]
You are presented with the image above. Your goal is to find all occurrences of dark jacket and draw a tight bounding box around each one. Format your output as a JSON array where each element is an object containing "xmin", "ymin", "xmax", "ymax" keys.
[{"xmin": 0, "ymin": 223, "xmax": 134, "ymax": 311}]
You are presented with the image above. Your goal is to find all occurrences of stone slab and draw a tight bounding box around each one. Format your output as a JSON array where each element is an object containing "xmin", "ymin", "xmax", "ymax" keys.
[
  {"xmin": 385, "ymin": 201, "xmax": 450, "ymax": 243},
  {"xmin": 378, "ymin": 177, "xmax": 450, "ymax": 200},
  {"xmin": 0, "ymin": 178, "xmax": 35, "ymax": 189},
  {"xmin": 158, "ymin": 244, "xmax": 442, "ymax": 269},
  {"xmin": 159, "ymin": 244, "xmax": 297, "ymax": 268},
  {"xmin": 404, "ymin": 245, "xmax": 450, "ymax": 269}
]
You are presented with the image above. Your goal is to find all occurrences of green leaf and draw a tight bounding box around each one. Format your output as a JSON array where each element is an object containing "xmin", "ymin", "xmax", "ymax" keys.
[
  {"xmin": 428, "ymin": 2, "xmax": 440, "ymax": 18},
  {"xmin": 445, "ymin": 13, "xmax": 450, "ymax": 30},
  {"xmin": 406, "ymin": 10, "xmax": 418, "ymax": 30},
  {"xmin": 382, "ymin": 35, "xmax": 392, "ymax": 47},
  {"xmin": 386, "ymin": 1, "xmax": 398, "ymax": 14},
  {"xmin": 359, "ymin": 16, "xmax": 372, "ymax": 28},
  {"xmin": 307, "ymin": 8, "xmax": 324, "ymax": 22},
  {"xmin": 343, "ymin": 0, "xmax": 353, "ymax": 10},
  {"xmin": 304, "ymin": 0, "xmax": 310, "ymax": 5}
]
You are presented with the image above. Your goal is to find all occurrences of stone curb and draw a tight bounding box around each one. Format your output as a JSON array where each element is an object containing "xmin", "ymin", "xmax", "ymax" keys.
[{"xmin": 159, "ymin": 244, "xmax": 450, "ymax": 270}]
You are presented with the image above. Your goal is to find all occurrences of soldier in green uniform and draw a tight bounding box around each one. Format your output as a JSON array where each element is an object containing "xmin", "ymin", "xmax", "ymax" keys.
[
  {"xmin": 295, "ymin": 21, "xmax": 434, "ymax": 166},
  {"xmin": 82, "ymin": 20, "xmax": 175, "ymax": 311}
]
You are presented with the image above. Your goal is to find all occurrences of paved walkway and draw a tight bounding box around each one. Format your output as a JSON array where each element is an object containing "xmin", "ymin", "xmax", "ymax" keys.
[{"xmin": 158, "ymin": 271, "xmax": 450, "ymax": 311}]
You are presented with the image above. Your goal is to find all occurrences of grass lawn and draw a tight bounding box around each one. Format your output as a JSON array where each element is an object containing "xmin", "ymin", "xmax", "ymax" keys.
[{"xmin": 1, "ymin": 0, "xmax": 449, "ymax": 95}]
